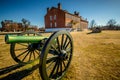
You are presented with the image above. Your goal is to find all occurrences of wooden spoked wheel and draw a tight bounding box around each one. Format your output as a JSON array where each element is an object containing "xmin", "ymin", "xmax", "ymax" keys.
[
  {"xmin": 10, "ymin": 32, "xmax": 43, "ymax": 64},
  {"xmin": 39, "ymin": 31, "xmax": 73, "ymax": 80}
]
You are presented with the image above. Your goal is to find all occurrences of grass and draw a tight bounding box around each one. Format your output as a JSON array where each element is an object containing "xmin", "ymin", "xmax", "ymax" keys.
[{"xmin": 0, "ymin": 30, "xmax": 120, "ymax": 80}]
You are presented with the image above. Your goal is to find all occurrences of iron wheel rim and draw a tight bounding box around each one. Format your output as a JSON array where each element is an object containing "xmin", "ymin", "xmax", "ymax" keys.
[{"xmin": 39, "ymin": 31, "xmax": 73, "ymax": 80}]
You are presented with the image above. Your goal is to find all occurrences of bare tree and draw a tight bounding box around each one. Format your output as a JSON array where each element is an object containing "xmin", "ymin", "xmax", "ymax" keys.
[
  {"xmin": 90, "ymin": 20, "xmax": 96, "ymax": 28},
  {"xmin": 107, "ymin": 19, "xmax": 117, "ymax": 30},
  {"xmin": 107, "ymin": 19, "xmax": 116, "ymax": 26},
  {"xmin": 21, "ymin": 18, "xmax": 30, "ymax": 31}
]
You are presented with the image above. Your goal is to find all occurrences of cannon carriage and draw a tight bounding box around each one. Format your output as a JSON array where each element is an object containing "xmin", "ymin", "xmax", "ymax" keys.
[{"xmin": 5, "ymin": 30, "xmax": 73, "ymax": 80}]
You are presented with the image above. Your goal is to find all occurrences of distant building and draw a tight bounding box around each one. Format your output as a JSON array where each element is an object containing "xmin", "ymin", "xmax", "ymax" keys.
[
  {"xmin": 1, "ymin": 20, "xmax": 23, "ymax": 32},
  {"xmin": 45, "ymin": 3, "xmax": 88, "ymax": 32},
  {"xmin": 1, "ymin": 20, "xmax": 39, "ymax": 32}
]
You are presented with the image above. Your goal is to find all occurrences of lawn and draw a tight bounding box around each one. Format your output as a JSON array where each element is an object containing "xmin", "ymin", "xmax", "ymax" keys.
[{"xmin": 0, "ymin": 30, "xmax": 120, "ymax": 80}]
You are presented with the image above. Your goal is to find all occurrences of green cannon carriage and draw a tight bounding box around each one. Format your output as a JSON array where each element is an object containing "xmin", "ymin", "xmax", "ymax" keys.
[{"xmin": 5, "ymin": 30, "xmax": 73, "ymax": 80}]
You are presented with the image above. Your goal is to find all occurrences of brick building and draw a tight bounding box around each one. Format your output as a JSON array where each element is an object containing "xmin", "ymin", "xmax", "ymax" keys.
[
  {"xmin": 45, "ymin": 3, "xmax": 88, "ymax": 32},
  {"xmin": 1, "ymin": 20, "xmax": 39, "ymax": 32},
  {"xmin": 1, "ymin": 20, "xmax": 23, "ymax": 31}
]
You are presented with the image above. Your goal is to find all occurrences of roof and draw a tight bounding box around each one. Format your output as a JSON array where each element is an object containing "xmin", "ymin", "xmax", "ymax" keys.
[
  {"xmin": 81, "ymin": 19, "xmax": 88, "ymax": 23},
  {"xmin": 47, "ymin": 6, "xmax": 88, "ymax": 22},
  {"xmin": 50, "ymin": 7, "xmax": 81, "ymax": 18}
]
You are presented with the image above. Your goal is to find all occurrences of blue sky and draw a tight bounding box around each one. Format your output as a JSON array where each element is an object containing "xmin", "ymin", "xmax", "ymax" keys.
[{"xmin": 0, "ymin": 0, "xmax": 120, "ymax": 28}]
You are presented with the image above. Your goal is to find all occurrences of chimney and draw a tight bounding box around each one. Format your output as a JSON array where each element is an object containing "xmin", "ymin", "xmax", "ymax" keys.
[
  {"xmin": 47, "ymin": 7, "xmax": 50, "ymax": 12},
  {"xmin": 74, "ymin": 11, "xmax": 79, "ymax": 16},
  {"xmin": 76, "ymin": 12, "xmax": 79, "ymax": 16},
  {"xmin": 58, "ymin": 3, "xmax": 61, "ymax": 9},
  {"xmin": 74, "ymin": 11, "xmax": 77, "ymax": 15}
]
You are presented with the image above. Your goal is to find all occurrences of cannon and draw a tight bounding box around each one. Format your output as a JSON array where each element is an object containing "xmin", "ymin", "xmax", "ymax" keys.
[
  {"xmin": 92, "ymin": 27, "xmax": 102, "ymax": 33},
  {"xmin": 5, "ymin": 30, "xmax": 73, "ymax": 80}
]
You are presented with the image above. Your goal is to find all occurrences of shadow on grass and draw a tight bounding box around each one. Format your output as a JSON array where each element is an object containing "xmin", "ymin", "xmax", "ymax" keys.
[
  {"xmin": 87, "ymin": 32, "xmax": 93, "ymax": 34},
  {"xmin": 0, "ymin": 64, "xmax": 23, "ymax": 75},
  {"xmin": 87, "ymin": 32, "xmax": 101, "ymax": 34},
  {"xmin": 0, "ymin": 63, "xmax": 39, "ymax": 80}
]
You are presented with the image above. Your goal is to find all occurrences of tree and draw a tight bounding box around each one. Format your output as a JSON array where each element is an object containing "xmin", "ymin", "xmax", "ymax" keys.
[
  {"xmin": 107, "ymin": 19, "xmax": 117, "ymax": 30},
  {"xmin": 21, "ymin": 18, "xmax": 30, "ymax": 31},
  {"xmin": 1, "ymin": 21, "xmax": 4, "ymax": 30},
  {"xmin": 90, "ymin": 20, "xmax": 96, "ymax": 28},
  {"xmin": 70, "ymin": 20, "xmax": 78, "ymax": 28},
  {"xmin": 107, "ymin": 19, "xmax": 116, "ymax": 26}
]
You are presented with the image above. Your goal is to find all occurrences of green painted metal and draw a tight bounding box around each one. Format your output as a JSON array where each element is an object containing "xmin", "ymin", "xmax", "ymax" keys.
[{"xmin": 5, "ymin": 35, "xmax": 48, "ymax": 44}]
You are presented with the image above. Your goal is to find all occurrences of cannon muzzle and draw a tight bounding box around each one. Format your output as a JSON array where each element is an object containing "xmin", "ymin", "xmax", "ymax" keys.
[{"xmin": 5, "ymin": 35, "xmax": 47, "ymax": 44}]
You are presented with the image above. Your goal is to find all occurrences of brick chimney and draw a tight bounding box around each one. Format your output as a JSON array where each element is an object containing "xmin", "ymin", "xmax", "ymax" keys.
[
  {"xmin": 74, "ymin": 11, "xmax": 79, "ymax": 16},
  {"xmin": 47, "ymin": 7, "xmax": 50, "ymax": 12},
  {"xmin": 58, "ymin": 3, "xmax": 61, "ymax": 9},
  {"xmin": 74, "ymin": 11, "xmax": 77, "ymax": 15},
  {"xmin": 76, "ymin": 12, "xmax": 79, "ymax": 16}
]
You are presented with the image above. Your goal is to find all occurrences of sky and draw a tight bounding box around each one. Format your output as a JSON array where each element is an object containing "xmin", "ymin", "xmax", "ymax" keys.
[{"xmin": 0, "ymin": 0, "xmax": 120, "ymax": 28}]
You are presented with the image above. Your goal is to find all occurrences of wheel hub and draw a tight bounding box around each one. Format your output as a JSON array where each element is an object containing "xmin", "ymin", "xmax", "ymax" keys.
[
  {"xmin": 28, "ymin": 43, "xmax": 39, "ymax": 51},
  {"xmin": 59, "ymin": 50, "xmax": 68, "ymax": 60}
]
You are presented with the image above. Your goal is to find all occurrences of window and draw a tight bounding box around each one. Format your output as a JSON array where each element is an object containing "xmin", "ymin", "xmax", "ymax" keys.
[
  {"xmin": 50, "ymin": 23, "xmax": 52, "ymax": 27},
  {"xmin": 55, "ymin": 22, "xmax": 57, "ymax": 27},
  {"xmin": 50, "ymin": 16, "xmax": 52, "ymax": 21},
  {"xmin": 54, "ymin": 15, "xmax": 56, "ymax": 20}
]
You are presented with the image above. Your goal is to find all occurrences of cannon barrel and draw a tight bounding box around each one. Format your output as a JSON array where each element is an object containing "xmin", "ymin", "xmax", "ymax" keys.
[{"xmin": 5, "ymin": 35, "xmax": 48, "ymax": 44}]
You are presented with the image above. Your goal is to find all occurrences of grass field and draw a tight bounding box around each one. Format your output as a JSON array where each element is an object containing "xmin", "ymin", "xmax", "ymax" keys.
[{"xmin": 0, "ymin": 30, "xmax": 120, "ymax": 80}]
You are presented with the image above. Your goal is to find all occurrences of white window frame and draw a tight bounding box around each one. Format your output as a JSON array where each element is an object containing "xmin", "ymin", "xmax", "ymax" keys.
[
  {"xmin": 50, "ymin": 16, "xmax": 52, "ymax": 21},
  {"xmin": 55, "ymin": 22, "xmax": 57, "ymax": 27},
  {"xmin": 54, "ymin": 15, "xmax": 56, "ymax": 20},
  {"xmin": 50, "ymin": 23, "xmax": 52, "ymax": 27}
]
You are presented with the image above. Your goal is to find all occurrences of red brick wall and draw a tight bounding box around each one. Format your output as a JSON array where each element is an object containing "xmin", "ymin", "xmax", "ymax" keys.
[
  {"xmin": 65, "ymin": 13, "xmax": 81, "ymax": 28},
  {"xmin": 45, "ymin": 8, "xmax": 65, "ymax": 28},
  {"xmin": 45, "ymin": 7, "xmax": 88, "ymax": 30},
  {"xmin": 80, "ymin": 21, "xmax": 88, "ymax": 30}
]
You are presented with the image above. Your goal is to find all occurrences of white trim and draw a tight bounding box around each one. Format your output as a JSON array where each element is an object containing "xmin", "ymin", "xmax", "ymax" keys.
[{"xmin": 45, "ymin": 28, "xmax": 72, "ymax": 32}]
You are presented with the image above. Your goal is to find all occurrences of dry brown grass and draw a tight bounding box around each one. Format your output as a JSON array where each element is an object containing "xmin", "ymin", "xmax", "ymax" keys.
[{"xmin": 0, "ymin": 31, "xmax": 120, "ymax": 80}]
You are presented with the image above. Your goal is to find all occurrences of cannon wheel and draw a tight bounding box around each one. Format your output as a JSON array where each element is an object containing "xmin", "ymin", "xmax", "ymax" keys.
[
  {"xmin": 10, "ymin": 32, "xmax": 43, "ymax": 64},
  {"xmin": 39, "ymin": 31, "xmax": 73, "ymax": 80}
]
